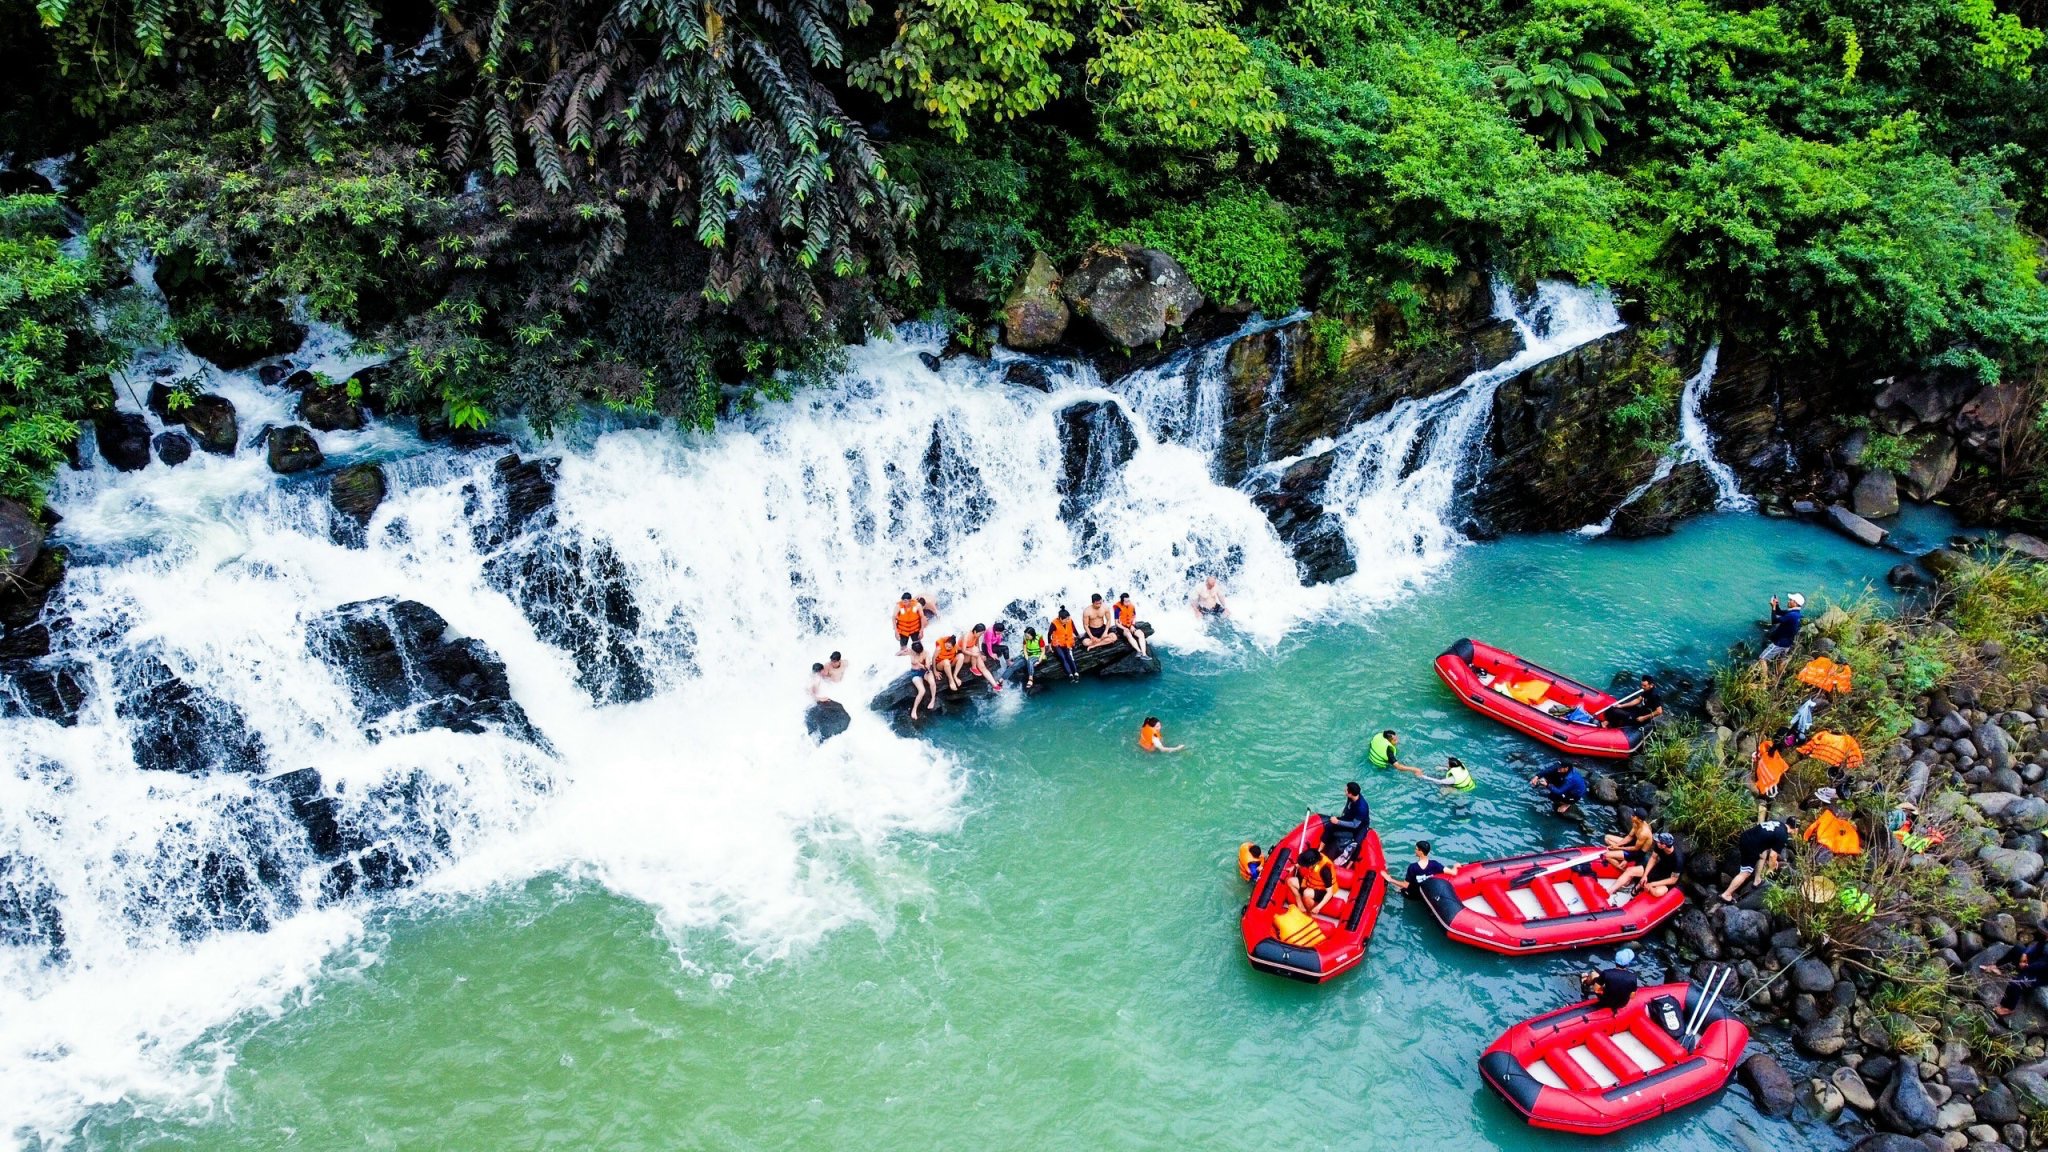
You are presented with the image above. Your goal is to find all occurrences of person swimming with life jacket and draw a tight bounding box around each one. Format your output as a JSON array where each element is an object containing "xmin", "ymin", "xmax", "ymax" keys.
[
  {"xmin": 1418, "ymin": 756, "xmax": 1477, "ymax": 792},
  {"xmin": 1238, "ymin": 841, "xmax": 1265, "ymax": 884},
  {"xmin": 1139, "ymin": 717, "xmax": 1185, "ymax": 753},
  {"xmin": 1047, "ymin": 608, "xmax": 1081, "ymax": 681},
  {"xmin": 1368, "ymin": 729, "xmax": 1423, "ymax": 777},
  {"xmin": 1288, "ymin": 846, "xmax": 1340, "ymax": 916}
]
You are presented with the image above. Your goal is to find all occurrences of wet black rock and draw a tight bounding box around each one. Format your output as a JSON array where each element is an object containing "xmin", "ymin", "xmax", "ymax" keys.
[
  {"xmin": 483, "ymin": 533, "xmax": 656, "ymax": 705},
  {"xmin": 116, "ymin": 653, "xmax": 268, "ymax": 774},
  {"xmin": 1881, "ymin": 1061, "xmax": 1940, "ymax": 1134},
  {"xmin": 806, "ymin": 700, "xmax": 852, "ymax": 741},
  {"xmin": 163, "ymin": 390, "xmax": 241, "ymax": 456},
  {"xmin": 305, "ymin": 597, "xmax": 546, "ymax": 746},
  {"xmin": 1608, "ymin": 460, "xmax": 1717, "ymax": 539},
  {"xmin": 328, "ymin": 462, "xmax": 387, "ymax": 541},
  {"xmin": 1739, "ymin": 1051, "xmax": 1796, "ymax": 1117},
  {"xmin": 1055, "ymin": 400, "xmax": 1137, "ymax": 522},
  {"xmin": 0, "ymin": 852, "xmax": 66, "ymax": 962},
  {"xmin": 870, "ymin": 623, "xmax": 1157, "ymax": 724},
  {"xmin": 1249, "ymin": 453, "xmax": 1356, "ymax": 585},
  {"xmin": 265, "ymin": 424, "xmax": 324, "ymax": 474},
  {"xmin": 495, "ymin": 454, "xmax": 559, "ymax": 538},
  {"xmin": 153, "ymin": 431, "xmax": 193, "ymax": 466},
  {"xmin": 920, "ymin": 425, "xmax": 997, "ymax": 554},
  {"xmin": 262, "ymin": 768, "xmax": 344, "ymax": 859},
  {"xmin": 1003, "ymin": 362, "xmax": 1056, "ymax": 392},
  {"xmin": 3, "ymin": 664, "xmax": 88, "ymax": 725},
  {"xmin": 92, "ymin": 410, "xmax": 152, "ymax": 471},
  {"xmin": 296, "ymin": 378, "xmax": 365, "ymax": 431},
  {"xmin": 0, "ymin": 498, "xmax": 41, "ymax": 582}
]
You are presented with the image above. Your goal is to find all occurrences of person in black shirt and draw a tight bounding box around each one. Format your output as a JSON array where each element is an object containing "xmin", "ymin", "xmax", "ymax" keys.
[
  {"xmin": 1610, "ymin": 677, "xmax": 1664, "ymax": 726},
  {"xmin": 1985, "ymin": 922, "xmax": 2048, "ymax": 1015},
  {"xmin": 1720, "ymin": 811, "xmax": 1791, "ymax": 902},
  {"xmin": 1389, "ymin": 840, "xmax": 1452, "ymax": 893},
  {"xmin": 1580, "ymin": 965, "xmax": 1640, "ymax": 1012},
  {"xmin": 1325, "ymin": 781, "xmax": 1370, "ymax": 864}
]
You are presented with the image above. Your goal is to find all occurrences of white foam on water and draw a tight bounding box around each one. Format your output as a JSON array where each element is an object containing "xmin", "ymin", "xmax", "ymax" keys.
[{"xmin": 0, "ymin": 283, "xmax": 1620, "ymax": 1148}]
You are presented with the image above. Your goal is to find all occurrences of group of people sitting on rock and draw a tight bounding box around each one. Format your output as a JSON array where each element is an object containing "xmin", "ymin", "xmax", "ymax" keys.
[{"xmin": 891, "ymin": 589, "xmax": 1154, "ymax": 721}]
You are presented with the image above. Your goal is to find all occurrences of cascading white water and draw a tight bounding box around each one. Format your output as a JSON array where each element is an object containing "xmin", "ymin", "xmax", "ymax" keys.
[
  {"xmin": 0, "ymin": 283, "xmax": 1617, "ymax": 1149},
  {"xmin": 1579, "ymin": 340, "xmax": 1753, "ymax": 536},
  {"xmin": 1315, "ymin": 281, "xmax": 1623, "ymax": 598}
]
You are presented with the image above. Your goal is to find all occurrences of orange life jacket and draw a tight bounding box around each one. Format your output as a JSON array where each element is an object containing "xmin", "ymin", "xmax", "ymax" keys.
[
  {"xmin": 1754, "ymin": 745, "xmax": 1790, "ymax": 795},
  {"xmin": 895, "ymin": 603, "xmax": 924, "ymax": 636},
  {"xmin": 1050, "ymin": 618, "xmax": 1077, "ymax": 647},
  {"xmin": 1805, "ymin": 809, "xmax": 1864, "ymax": 855},
  {"xmin": 1115, "ymin": 601, "xmax": 1136, "ymax": 628},
  {"xmin": 1296, "ymin": 858, "xmax": 1335, "ymax": 894},
  {"xmin": 1139, "ymin": 722, "xmax": 1162, "ymax": 750},
  {"xmin": 1799, "ymin": 731, "xmax": 1865, "ymax": 769},
  {"xmin": 1238, "ymin": 843, "xmax": 1260, "ymax": 882},
  {"xmin": 1796, "ymin": 657, "xmax": 1853, "ymax": 694},
  {"xmin": 934, "ymin": 636, "xmax": 959, "ymax": 661}
]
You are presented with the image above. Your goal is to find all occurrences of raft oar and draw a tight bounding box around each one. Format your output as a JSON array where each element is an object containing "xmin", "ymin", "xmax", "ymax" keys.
[
  {"xmin": 1590, "ymin": 687, "xmax": 1646, "ymax": 719},
  {"xmin": 1679, "ymin": 966, "xmax": 1718, "ymax": 1039},
  {"xmin": 1510, "ymin": 849, "xmax": 1608, "ymax": 888},
  {"xmin": 1684, "ymin": 967, "xmax": 1732, "ymax": 1051}
]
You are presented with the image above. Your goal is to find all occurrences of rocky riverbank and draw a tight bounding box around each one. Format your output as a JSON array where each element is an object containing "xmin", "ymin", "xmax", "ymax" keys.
[{"xmin": 1583, "ymin": 550, "xmax": 2048, "ymax": 1150}]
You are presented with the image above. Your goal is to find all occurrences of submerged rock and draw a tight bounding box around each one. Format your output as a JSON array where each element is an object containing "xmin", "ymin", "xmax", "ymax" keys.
[
  {"xmin": 1061, "ymin": 244, "xmax": 1203, "ymax": 349},
  {"xmin": 483, "ymin": 532, "xmax": 656, "ymax": 705},
  {"xmin": 115, "ymin": 653, "xmax": 268, "ymax": 774},
  {"xmin": 152, "ymin": 431, "xmax": 193, "ymax": 467},
  {"xmin": 265, "ymin": 424, "xmax": 324, "ymax": 474},
  {"xmin": 0, "ymin": 851, "xmax": 66, "ymax": 962},
  {"xmin": 1249, "ymin": 453, "xmax": 1356, "ymax": 584},
  {"xmin": 806, "ymin": 700, "xmax": 851, "ymax": 741},
  {"xmin": 305, "ymin": 597, "xmax": 546, "ymax": 746},
  {"xmin": 1827, "ymin": 504, "xmax": 1889, "ymax": 547},
  {"xmin": 328, "ymin": 462, "xmax": 387, "ymax": 534},
  {"xmin": 1740, "ymin": 1051, "xmax": 1796, "ymax": 1117},
  {"xmin": 262, "ymin": 767, "xmax": 345, "ymax": 859}
]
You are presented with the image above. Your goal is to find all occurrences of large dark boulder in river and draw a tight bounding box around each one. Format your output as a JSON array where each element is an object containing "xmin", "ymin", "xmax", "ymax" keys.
[
  {"xmin": 92, "ymin": 410, "xmax": 152, "ymax": 471},
  {"xmin": 1056, "ymin": 400, "xmax": 1138, "ymax": 522},
  {"xmin": 295, "ymin": 378, "xmax": 366, "ymax": 431},
  {"xmin": 483, "ymin": 532, "xmax": 657, "ymax": 705},
  {"xmin": 182, "ymin": 396, "xmax": 241, "ymax": 455},
  {"xmin": 0, "ymin": 544, "xmax": 82, "ymax": 725},
  {"xmin": 1002, "ymin": 252, "xmax": 1069, "ymax": 351},
  {"xmin": 0, "ymin": 498, "xmax": 42, "ymax": 581},
  {"xmin": 806, "ymin": 700, "xmax": 852, "ymax": 741},
  {"xmin": 870, "ymin": 622, "xmax": 1158, "ymax": 725},
  {"xmin": 262, "ymin": 767, "xmax": 346, "ymax": 859},
  {"xmin": 328, "ymin": 462, "xmax": 387, "ymax": 530},
  {"xmin": 265, "ymin": 424, "xmax": 324, "ymax": 474},
  {"xmin": 1061, "ymin": 244, "xmax": 1204, "ymax": 349},
  {"xmin": 1249, "ymin": 453, "xmax": 1355, "ymax": 584},
  {"xmin": 153, "ymin": 431, "xmax": 193, "ymax": 466},
  {"xmin": 115, "ymin": 653, "xmax": 268, "ymax": 774},
  {"xmin": 306, "ymin": 597, "xmax": 546, "ymax": 746},
  {"xmin": 1469, "ymin": 328, "xmax": 1683, "ymax": 534},
  {"xmin": 1607, "ymin": 460, "xmax": 1716, "ymax": 539}
]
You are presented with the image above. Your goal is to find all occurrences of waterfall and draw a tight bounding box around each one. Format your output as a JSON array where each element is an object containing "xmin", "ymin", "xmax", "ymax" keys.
[
  {"xmin": 0, "ymin": 284, "xmax": 1617, "ymax": 1147},
  {"xmin": 1579, "ymin": 341, "xmax": 1753, "ymax": 536},
  {"xmin": 1314, "ymin": 281, "xmax": 1623, "ymax": 597}
]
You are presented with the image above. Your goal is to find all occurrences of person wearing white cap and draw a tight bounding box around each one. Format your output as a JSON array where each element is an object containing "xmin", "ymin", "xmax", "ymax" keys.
[{"xmin": 1756, "ymin": 591, "xmax": 1805, "ymax": 682}]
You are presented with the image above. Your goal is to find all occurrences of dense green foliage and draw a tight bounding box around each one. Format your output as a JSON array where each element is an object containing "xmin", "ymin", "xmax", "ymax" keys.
[
  {"xmin": 0, "ymin": 0, "xmax": 2044, "ymax": 497},
  {"xmin": 0, "ymin": 193, "xmax": 105, "ymax": 503}
]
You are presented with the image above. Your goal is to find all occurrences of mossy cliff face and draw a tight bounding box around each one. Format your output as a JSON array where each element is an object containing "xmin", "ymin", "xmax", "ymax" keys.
[{"xmin": 1467, "ymin": 328, "xmax": 1691, "ymax": 535}]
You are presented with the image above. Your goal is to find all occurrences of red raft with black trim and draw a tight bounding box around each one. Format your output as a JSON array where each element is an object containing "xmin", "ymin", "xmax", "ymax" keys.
[
  {"xmin": 1238, "ymin": 814, "xmax": 1387, "ymax": 983},
  {"xmin": 1480, "ymin": 981, "xmax": 1747, "ymax": 1135},
  {"xmin": 1435, "ymin": 638, "xmax": 1647, "ymax": 759},
  {"xmin": 1417, "ymin": 846, "xmax": 1685, "ymax": 956}
]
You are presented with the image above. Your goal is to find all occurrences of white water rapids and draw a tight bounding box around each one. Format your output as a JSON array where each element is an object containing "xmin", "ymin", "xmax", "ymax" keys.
[
  {"xmin": 1579, "ymin": 341, "xmax": 1754, "ymax": 536},
  {"xmin": 0, "ymin": 282, "xmax": 1619, "ymax": 1148}
]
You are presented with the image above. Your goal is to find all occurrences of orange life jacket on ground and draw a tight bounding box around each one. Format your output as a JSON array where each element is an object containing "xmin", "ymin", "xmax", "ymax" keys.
[
  {"xmin": 1754, "ymin": 745, "xmax": 1790, "ymax": 795},
  {"xmin": 1799, "ymin": 731, "xmax": 1864, "ymax": 769},
  {"xmin": 895, "ymin": 603, "xmax": 924, "ymax": 636},
  {"xmin": 1050, "ymin": 618, "xmax": 1077, "ymax": 647},
  {"xmin": 1115, "ymin": 601, "xmax": 1136, "ymax": 628},
  {"xmin": 1805, "ymin": 809, "xmax": 1863, "ymax": 855},
  {"xmin": 1797, "ymin": 657, "xmax": 1853, "ymax": 694}
]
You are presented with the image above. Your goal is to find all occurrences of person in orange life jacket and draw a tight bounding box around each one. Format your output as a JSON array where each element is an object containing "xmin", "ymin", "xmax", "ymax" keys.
[
  {"xmin": 907, "ymin": 641, "xmax": 936, "ymax": 721},
  {"xmin": 893, "ymin": 593, "xmax": 927, "ymax": 652},
  {"xmin": 1047, "ymin": 608, "xmax": 1081, "ymax": 681},
  {"xmin": 1324, "ymin": 782, "xmax": 1369, "ymax": 864},
  {"xmin": 1389, "ymin": 840, "xmax": 1453, "ymax": 893},
  {"xmin": 1238, "ymin": 842, "xmax": 1264, "ymax": 884},
  {"xmin": 1112, "ymin": 592, "xmax": 1150, "ymax": 658},
  {"xmin": 1720, "ymin": 806, "xmax": 1790, "ymax": 903},
  {"xmin": 1139, "ymin": 717, "xmax": 1184, "ymax": 753},
  {"xmin": 1288, "ymin": 845, "xmax": 1339, "ymax": 915},
  {"xmin": 931, "ymin": 632, "xmax": 967, "ymax": 692}
]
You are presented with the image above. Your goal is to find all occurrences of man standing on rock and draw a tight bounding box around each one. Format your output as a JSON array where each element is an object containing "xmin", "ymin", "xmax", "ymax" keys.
[{"xmin": 1757, "ymin": 592, "xmax": 1805, "ymax": 682}]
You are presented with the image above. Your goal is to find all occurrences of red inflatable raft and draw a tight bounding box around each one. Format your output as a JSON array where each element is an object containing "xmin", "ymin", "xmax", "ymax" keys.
[
  {"xmin": 1480, "ymin": 981, "xmax": 1747, "ymax": 1136},
  {"xmin": 1416, "ymin": 846, "xmax": 1685, "ymax": 956},
  {"xmin": 1239, "ymin": 814, "xmax": 1387, "ymax": 983},
  {"xmin": 1435, "ymin": 638, "xmax": 1647, "ymax": 759}
]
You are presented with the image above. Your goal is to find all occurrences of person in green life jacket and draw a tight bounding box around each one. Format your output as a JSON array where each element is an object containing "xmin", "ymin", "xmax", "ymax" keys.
[
  {"xmin": 1368, "ymin": 729, "xmax": 1422, "ymax": 777},
  {"xmin": 1019, "ymin": 627, "xmax": 1045, "ymax": 690},
  {"xmin": 1418, "ymin": 756, "xmax": 1476, "ymax": 791}
]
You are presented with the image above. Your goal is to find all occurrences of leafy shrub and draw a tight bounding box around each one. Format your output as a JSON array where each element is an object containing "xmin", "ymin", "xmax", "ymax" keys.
[{"xmin": 1107, "ymin": 188, "xmax": 1307, "ymax": 314}]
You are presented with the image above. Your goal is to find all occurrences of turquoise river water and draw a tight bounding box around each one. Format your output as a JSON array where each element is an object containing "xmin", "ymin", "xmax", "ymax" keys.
[{"xmin": 61, "ymin": 510, "xmax": 1949, "ymax": 1152}]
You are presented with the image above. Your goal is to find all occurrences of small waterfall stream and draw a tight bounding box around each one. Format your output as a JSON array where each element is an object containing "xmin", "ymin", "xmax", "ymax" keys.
[
  {"xmin": 1, "ymin": 283, "xmax": 1621, "ymax": 1147},
  {"xmin": 1579, "ymin": 341, "xmax": 1753, "ymax": 537}
]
